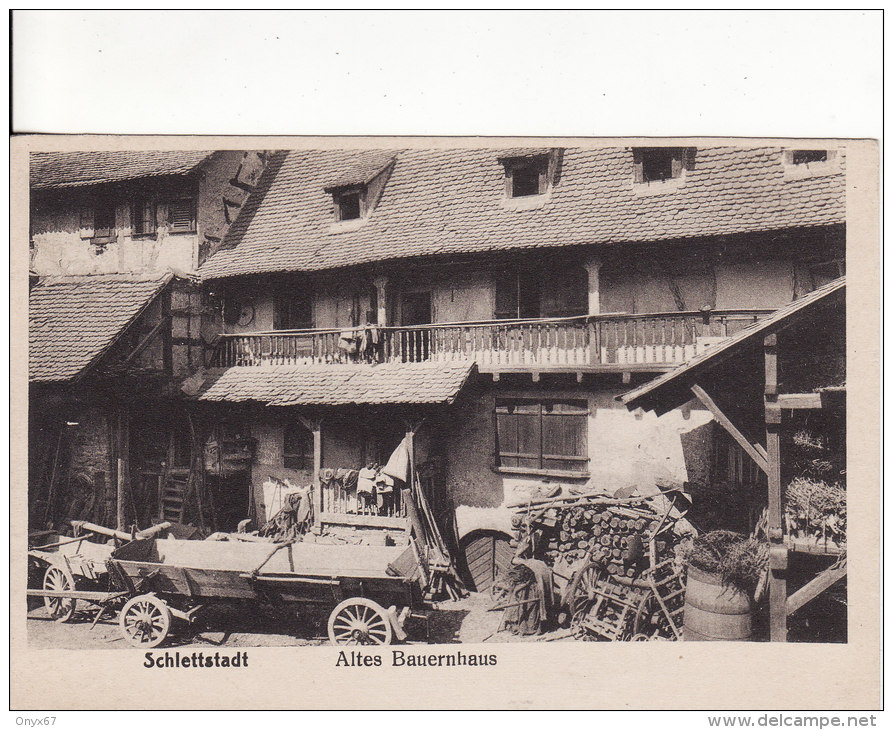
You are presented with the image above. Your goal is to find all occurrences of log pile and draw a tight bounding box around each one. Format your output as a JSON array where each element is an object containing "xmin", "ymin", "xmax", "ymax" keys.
[{"xmin": 510, "ymin": 494, "xmax": 690, "ymax": 576}]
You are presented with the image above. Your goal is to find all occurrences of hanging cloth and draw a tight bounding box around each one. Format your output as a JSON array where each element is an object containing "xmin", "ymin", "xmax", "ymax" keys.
[
  {"xmin": 357, "ymin": 467, "xmax": 377, "ymax": 495},
  {"xmin": 382, "ymin": 436, "xmax": 411, "ymax": 484}
]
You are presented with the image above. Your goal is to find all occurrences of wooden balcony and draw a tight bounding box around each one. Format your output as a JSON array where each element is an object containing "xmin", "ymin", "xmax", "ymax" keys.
[{"xmin": 211, "ymin": 310, "xmax": 774, "ymax": 372}]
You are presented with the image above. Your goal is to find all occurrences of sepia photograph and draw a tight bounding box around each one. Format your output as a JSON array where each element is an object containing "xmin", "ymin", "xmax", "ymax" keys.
[
  {"xmin": 25, "ymin": 142, "xmax": 849, "ymax": 650},
  {"xmin": 10, "ymin": 9, "xmax": 881, "ymax": 714}
]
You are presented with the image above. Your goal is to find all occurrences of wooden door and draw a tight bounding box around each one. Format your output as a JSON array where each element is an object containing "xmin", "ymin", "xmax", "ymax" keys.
[{"xmin": 461, "ymin": 530, "xmax": 514, "ymax": 592}]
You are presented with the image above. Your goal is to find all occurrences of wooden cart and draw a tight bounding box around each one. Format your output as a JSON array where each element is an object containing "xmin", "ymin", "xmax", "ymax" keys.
[
  {"xmin": 104, "ymin": 537, "xmax": 427, "ymax": 648},
  {"xmin": 27, "ymin": 521, "xmax": 170, "ymax": 623}
]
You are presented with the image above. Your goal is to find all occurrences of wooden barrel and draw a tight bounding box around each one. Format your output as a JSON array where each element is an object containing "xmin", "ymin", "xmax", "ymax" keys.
[{"xmin": 683, "ymin": 566, "xmax": 753, "ymax": 641}]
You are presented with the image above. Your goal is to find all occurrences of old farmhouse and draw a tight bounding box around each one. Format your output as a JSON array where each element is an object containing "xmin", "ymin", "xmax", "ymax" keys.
[{"xmin": 29, "ymin": 144, "xmax": 846, "ymax": 593}]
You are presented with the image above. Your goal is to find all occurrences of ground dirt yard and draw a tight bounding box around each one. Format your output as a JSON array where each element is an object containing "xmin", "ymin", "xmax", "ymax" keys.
[{"xmin": 26, "ymin": 593, "xmax": 575, "ymax": 649}]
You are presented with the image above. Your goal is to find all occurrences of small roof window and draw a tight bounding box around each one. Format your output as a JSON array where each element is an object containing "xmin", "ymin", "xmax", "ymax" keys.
[
  {"xmin": 498, "ymin": 149, "xmax": 559, "ymax": 201},
  {"xmin": 791, "ymin": 150, "xmax": 828, "ymax": 165}
]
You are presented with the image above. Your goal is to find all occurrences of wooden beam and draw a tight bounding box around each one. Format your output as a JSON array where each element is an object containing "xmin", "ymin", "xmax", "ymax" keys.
[
  {"xmin": 786, "ymin": 561, "xmax": 847, "ymax": 616},
  {"xmin": 777, "ymin": 393, "xmax": 823, "ymax": 410},
  {"xmin": 121, "ymin": 317, "xmax": 168, "ymax": 366},
  {"xmin": 115, "ymin": 408, "xmax": 130, "ymax": 530},
  {"xmin": 311, "ymin": 421, "xmax": 323, "ymax": 530},
  {"xmin": 764, "ymin": 333, "xmax": 787, "ymax": 642},
  {"xmin": 690, "ymin": 384, "xmax": 769, "ymax": 475}
]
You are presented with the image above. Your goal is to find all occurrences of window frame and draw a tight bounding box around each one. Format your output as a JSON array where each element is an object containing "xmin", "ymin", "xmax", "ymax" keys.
[
  {"xmin": 790, "ymin": 149, "xmax": 828, "ymax": 166},
  {"xmin": 80, "ymin": 200, "xmax": 118, "ymax": 245},
  {"xmin": 494, "ymin": 398, "xmax": 590, "ymax": 476},
  {"xmin": 283, "ymin": 422, "xmax": 313, "ymax": 471},
  {"xmin": 633, "ymin": 147, "xmax": 690, "ymax": 184},
  {"xmin": 503, "ymin": 156, "xmax": 550, "ymax": 199},
  {"xmin": 131, "ymin": 195, "xmax": 157, "ymax": 238},
  {"xmin": 333, "ymin": 186, "xmax": 365, "ymax": 222}
]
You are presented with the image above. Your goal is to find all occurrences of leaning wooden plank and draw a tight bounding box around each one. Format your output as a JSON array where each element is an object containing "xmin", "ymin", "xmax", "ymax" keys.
[
  {"xmin": 691, "ymin": 384, "xmax": 769, "ymax": 475},
  {"xmin": 786, "ymin": 561, "xmax": 847, "ymax": 616}
]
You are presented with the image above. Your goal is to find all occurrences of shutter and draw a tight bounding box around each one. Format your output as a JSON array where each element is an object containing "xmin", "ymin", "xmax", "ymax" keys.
[
  {"xmin": 142, "ymin": 200, "xmax": 156, "ymax": 235},
  {"xmin": 515, "ymin": 402, "xmax": 541, "ymax": 470},
  {"xmin": 542, "ymin": 401, "xmax": 588, "ymax": 472},
  {"xmin": 79, "ymin": 207, "xmax": 94, "ymax": 239},
  {"xmin": 632, "ymin": 149, "xmax": 644, "ymax": 183},
  {"xmin": 168, "ymin": 199, "xmax": 195, "ymax": 232},
  {"xmin": 671, "ymin": 148, "xmax": 684, "ymax": 178}
]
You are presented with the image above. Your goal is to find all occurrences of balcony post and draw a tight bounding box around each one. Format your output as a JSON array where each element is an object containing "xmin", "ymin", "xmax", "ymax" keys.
[
  {"xmin": 584, "ymin": 256, "xmax": 603, "ymax": 315},
  {"xmin": 373, "ymin": 275, "xmax": 389, "ymax": 326}
]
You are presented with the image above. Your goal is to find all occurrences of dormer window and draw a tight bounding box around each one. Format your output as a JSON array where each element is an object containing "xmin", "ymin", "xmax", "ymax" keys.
[
  {"xmin": 510, "ymin": 160, "xmax": 546, "ymax": 197},
  {"xmin": 633, "ymin": 147, "xmax": 693, "ymax": 184},
  {"xmin": 498, "ymin": 149, "xmax": 560, "ymax": 209},
  {"xmin": 501, "ymin": 153, "xmax": 550, "ymax": 199},
  {"xmin": 791, "ymin": 149, "xmax": 828, "ymax": 165},
  {"xmin": 334, "ymin": 188, "xmax": 363, "ymax": 221},
  {"xmin": 324, "ymin": 151, "xmax": 397, "ymax": 229},
  {"xmin": 631, "ymin": 147, "xmax": 695, "ymax": 195},
  {"xmin": 782, "ymin": 148, "xmax": 839, "ymax": 180}
]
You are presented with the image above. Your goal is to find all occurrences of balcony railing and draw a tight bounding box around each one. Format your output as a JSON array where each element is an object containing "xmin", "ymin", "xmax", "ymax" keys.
[{"xmin": 211, "ymin": 310, "xmax": 774, "ymax": 371}]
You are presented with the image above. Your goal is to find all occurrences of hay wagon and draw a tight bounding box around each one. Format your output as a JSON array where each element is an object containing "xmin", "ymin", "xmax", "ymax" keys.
[{"xmin": 104, "ymin": 537, "xmax": 426, "ymax": 647}]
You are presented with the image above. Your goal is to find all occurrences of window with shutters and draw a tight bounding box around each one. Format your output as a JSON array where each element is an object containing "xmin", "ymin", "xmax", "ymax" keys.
[
  {"xmin": 495, "ymin": 399, "xmax": 589, "ymax": 474},
  {"xmin": 131, "ymin": 196, "xmax": 157, "ymax": 237},
  {"xmin": 167, "ymin": 198, "xmax": 196, "ymax": 233},
  {"xmin": 283, "ymin": 422, "xmax": 313, "ymax": 470},
  {"xmin": 80, "ymin": 200, "xmax": 117, "ymax": 245}
]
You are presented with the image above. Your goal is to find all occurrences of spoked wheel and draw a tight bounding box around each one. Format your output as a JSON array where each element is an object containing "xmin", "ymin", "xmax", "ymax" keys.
[
  {"xmin": 633, "ymin": 592, "xmax": 673, "ymax": 640},
  {"xmin": 43, "ymin": 565, "xmax": 77, "ymax": 622},
  {"xmin": 567, "ymin": 560, "xmax": 606, "ymax": 626},
  {"xmin": 119, "ymin": 594, "xmax": 172, "ymax": 648},
  {"xmin": 328, "ymin": 598, "xmax": 393, "ymax": 646}
]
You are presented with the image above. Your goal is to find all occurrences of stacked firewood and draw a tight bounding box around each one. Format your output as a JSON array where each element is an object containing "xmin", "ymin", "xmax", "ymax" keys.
[{"xmin": 511, "ymin": 495, "xmax": 687, "ymax": 575}]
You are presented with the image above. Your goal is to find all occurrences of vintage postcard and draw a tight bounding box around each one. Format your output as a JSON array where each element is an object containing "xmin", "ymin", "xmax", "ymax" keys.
[{"xmin": 10, "ymin": 135, "xmax": 880, "ymax": 709}]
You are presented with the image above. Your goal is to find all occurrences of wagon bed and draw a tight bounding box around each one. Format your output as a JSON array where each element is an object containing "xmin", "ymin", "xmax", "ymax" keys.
[
  {"xmin": 109, "ymin": 537, "xmax": 418, "ymax": 600},
  {"xmin": 103, "ymin": 537, "xmax": 426, "ymax": 647}
]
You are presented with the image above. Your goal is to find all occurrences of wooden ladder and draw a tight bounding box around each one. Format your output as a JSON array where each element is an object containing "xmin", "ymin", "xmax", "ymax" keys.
[{"xmin": 160, "ymin": 474, "xmax": 190, "ymax": 523}]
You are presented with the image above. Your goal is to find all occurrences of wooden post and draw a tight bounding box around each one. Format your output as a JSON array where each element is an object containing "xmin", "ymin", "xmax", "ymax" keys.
[
  {"xmin": 401, "ymin": 428, "xmax": 427, "ymax": 543},
  {"xmin": 584, "ymin": 256, "xmax": 603, "ymax": 316},
  {"xmin": 115, "ymin": 408, "xmax": 130, "ymax": 531},
  {"xmin": 373, "ymin": 275, "xmax": 389, "ymax": 326},
  {"xmin": 312, "ymin": 420, "xmax": 323, "ymax": 531},
  {"xmin": 764, "ymin": 333, "xmax": 787, "ymax": 642}
]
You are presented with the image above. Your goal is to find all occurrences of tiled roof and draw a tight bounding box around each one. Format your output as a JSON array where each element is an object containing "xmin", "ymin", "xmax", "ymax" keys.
[
  {"xmin": 323, "ymin": 149, "xmax": 398, "ymax": 190},
  {"xmin": 192, "ymin": 362, "xmax": 476, "ymax": 406},
  {"xmin": 31, "ymin": 150, "xmax": 214, "ymax": 189},
  {"xmin": 29, "ymin": 272, "xmax": 173, "ymax": 382},
  {"xmin": 620, "ymin": 277, "xmax": 845, "ymax": 414},
  {"xmin": 200, "ymin": 146, "xmax": 846, "ymax": 280}
]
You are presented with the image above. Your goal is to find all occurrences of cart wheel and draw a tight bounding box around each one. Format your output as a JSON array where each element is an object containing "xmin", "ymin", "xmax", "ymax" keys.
[
  {"xmin": 633, "ymin": 592, "xmax": 673, "ymax": 640},
  {"xmin": 567, "ymin": 560, "xmax": 605, "ymax": 626},
  {"xmin": 119, "ymin": 594, "xmax": 172, "ymax": 648},
  {"xmin": 43, "ymin": 565, "xmax": 77, "ymax": 622},
  {"xmin": 328, "ymin": 598, "xmax": 393, "ymax": 646}
]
